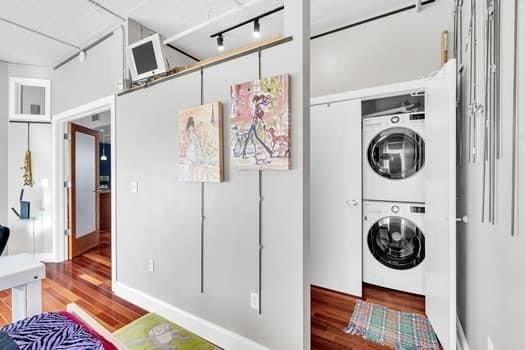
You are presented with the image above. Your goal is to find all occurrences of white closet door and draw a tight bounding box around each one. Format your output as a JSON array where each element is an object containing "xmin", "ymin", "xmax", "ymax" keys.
[
  {"xmin": 424, "ymin": 60, "xmax": 457, "ymax": 350},
  {"xmin": 310, "ymin": 99, "xmax": 362, "ymax": 297}
]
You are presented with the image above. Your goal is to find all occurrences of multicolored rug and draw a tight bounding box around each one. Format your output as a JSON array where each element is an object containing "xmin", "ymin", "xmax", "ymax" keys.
[
  {"xmin": 114, "ymin": 313, "xmax": 222, "ymax": 350},
  {"xmin": 344, "ymin": 300, "xmax": 440, "ymax": 350}
]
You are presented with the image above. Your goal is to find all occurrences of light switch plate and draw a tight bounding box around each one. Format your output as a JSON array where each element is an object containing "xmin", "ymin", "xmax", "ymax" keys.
[
  {"xmin": 148, "ymin": 259, "xmax": 155, "ymax": 272},
  {"xmin": 250, "ymin": 292, "xmax": 259, "ymax": 310},
  {"xmin": 130, "ymin": 181, "xmax": 139, "ymax": 193}
]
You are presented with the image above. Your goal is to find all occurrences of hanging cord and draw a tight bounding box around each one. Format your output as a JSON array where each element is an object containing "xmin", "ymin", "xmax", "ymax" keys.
[
  {"xmin": 257, "ymin": 49, "xmax": 263, "ymax": 315},
  {"xmin": 200, "ymin": 67, "xmax": 206, "ymax": 292}
]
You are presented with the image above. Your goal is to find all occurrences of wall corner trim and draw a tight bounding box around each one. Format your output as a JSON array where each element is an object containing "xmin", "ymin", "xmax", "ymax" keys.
[
  {"xmin": 456, "ymin": 315, "xmax": 470, "ymax": 350},
  {"xmin": 113, "ymin": 282, "xmax": 271, "ymax": 350}
]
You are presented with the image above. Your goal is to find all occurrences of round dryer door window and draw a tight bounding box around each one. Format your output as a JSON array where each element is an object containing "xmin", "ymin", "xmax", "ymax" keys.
[
  {"xmin": 368, "ymin": 127, "xmax": 425, "ymax": 179},
  {"xmin": 367, "ymin": 217, "xmax": 425, "ymax": 270}
]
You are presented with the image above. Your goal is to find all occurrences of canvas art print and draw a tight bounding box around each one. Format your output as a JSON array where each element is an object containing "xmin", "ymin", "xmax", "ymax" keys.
[
  {"xmin": 178, "ymin": 102, "xmax": 223, "ymax": 182},
  {"xmin": 231, "ymin": 74, "xmax": 290, "ymax": 170}
]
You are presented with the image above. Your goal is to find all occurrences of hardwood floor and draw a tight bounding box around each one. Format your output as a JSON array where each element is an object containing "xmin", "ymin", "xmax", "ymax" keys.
[
  {"xmin": 311, "ymin": 284, "xmax": 426, "ymax": 350},
  {"xmin": 1, "ymin": 232, "xmax": 427, "ymax": 348},
  {"xmin": 0, "ymin": 230, "xmax": 146, "ymax": 331}
]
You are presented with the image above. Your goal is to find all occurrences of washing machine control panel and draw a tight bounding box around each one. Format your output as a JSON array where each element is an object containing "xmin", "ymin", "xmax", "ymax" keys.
[{"xmin": 410, "ymin": 206, "xmax": 426, "ymax": 213}]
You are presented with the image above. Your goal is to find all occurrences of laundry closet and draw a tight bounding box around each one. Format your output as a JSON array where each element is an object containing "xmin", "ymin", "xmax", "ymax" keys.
[{"xmin": 310, "ymin": 61, "xmax": 457, "ymax": 349}]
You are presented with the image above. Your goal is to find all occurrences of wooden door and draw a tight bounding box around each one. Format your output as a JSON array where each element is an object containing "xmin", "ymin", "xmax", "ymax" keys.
[
  {"xmin": 310, "ymin": 99, "xmax": 363, "ymax": 297},
  {"xmin": 68, "ymin": 123, "xmax": 100, "ymax": 259},
  {"xmin": 424, "ymin": 60, "xmax": 457, "ymax": 349}
]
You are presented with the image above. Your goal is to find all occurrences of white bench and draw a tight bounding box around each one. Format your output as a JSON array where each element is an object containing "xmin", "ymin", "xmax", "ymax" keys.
[{"xmin": 0, "ymin": 253, "xmax": 45, "ymax": 322}]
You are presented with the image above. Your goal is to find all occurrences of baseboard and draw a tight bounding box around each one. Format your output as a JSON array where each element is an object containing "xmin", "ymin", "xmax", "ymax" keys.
[
  {"xmin": 35, "ymin": 252, "xmax": 62, "ymax": 263},
  {"xmin": 113, "ymin": 281, "xmax": 270, "ymax": 350},
  {"xmin": 457, "ymin": 315, "xmax": 470, "ymax": 350}
]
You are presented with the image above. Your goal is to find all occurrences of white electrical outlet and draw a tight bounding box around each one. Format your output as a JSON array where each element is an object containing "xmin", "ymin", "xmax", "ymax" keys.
[
  {"xmin": 487, "ymin": 336, "xmax": 494, "ymax": 350},
  {"xmin": 250, "ymin": 292, "xmax": 259, "ymax": 310},
  {"xmin": 130, "ymin": 181, "xmax": 139, "ymax": 193},
  {"xmin": 147, "ymin": 259, "xmax": 155, "ymax": 272}
]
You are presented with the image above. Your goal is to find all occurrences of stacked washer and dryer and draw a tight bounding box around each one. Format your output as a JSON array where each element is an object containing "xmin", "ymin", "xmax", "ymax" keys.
[{"xmin": 362, "ymin": 94, "xmax": 427, "ymax": 295}]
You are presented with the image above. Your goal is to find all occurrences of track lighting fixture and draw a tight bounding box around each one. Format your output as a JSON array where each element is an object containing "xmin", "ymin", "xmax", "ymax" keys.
[
  {"xmin": 253, "ymin": 19, "xmax": 261, "ymax": 38},
  {"xmin": 210, "ymin": 6, "xmax": 284, "ymax": 48},
  {"xmin": 217, "ymin": 35, "xmax": 225, "ymax": 51}
]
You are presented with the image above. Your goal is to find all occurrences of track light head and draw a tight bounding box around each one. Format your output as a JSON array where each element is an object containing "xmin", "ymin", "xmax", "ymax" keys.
[
  {"xmin": 217, "ymin": 35, "xmax": 225, "ymax": 51},
  {"xmin": 253, "ymin": 19, "xmax": 261, "ymax": 38}
]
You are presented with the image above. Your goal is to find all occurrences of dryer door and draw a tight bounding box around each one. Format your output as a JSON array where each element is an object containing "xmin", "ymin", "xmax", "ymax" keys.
[
  {"xmin": 367, "ymin": 127, "xmax": 425, "ymax": 180},
  {"xmin": 367, "ymin": 216, "xmax": 425, "ymax": 270}
]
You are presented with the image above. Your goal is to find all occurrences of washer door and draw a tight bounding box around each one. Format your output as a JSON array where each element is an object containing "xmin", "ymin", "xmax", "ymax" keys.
[
  {"xmin": 368, "ymin": 127, "xmax": 425, "ymax": 179},
  {"xmin": 367, "ymin": 216, "xmax": 425, "ymax": 270}
]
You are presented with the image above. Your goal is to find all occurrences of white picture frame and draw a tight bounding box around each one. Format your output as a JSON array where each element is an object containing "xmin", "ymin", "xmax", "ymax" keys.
[
  {"xmin": 9, "ymin": 77, "xmax": 51, "ymax": 122},
  {"xmin": 127, "ymin": 33, "xmax": 167, "ymax": 81}
]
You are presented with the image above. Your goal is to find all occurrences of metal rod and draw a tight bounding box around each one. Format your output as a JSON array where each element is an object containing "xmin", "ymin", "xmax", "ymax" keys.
[
  {"xmin": 312, "ymin": 0, "xmax": 436, "ymax": 40},
  {"xmin": 257, "ymin": 49, "xmax": 263, "ymax": 315},
  {"xmin": 53, "ymin": 31, "xmax": 114, "ymax": 70},
  {"xmin": 511, "ymin": 0, "xmax": 520, "ymax": 236},
  {"xmin": 0, "ymin": 16, "xmax": 80, "ymax": 49},
  {"xmin": 494, "ymin": 0, "xmax": 501, "ymax": 159},
  {"xmin": 166, "ymin": 43, "xmax": 200, "ymax": 62},
  {"xmin": 200, "ymin": 67, "xmax": 205, "ymax": 293}
]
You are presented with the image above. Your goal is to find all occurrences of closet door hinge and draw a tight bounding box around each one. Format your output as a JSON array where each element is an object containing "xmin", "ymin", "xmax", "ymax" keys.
[
  {"xmin": 64, "ymin": 180, "xmax": 71, "ymax": 189},
  {"xmin": 64, "ymin": 132, "xmax": 70, "ymax": 140},
  {"xmin": 64, "ymin": 229, "xmax": 70, "ymax": 236}
]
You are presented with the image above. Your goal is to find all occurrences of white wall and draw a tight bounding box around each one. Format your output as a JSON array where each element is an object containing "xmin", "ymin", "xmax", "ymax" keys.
[
  {"xmin": 52, "ymin": 28, "xmax": 124, "ymax": 115},
  {"xmin": 456, "ymin": 1, "xmax": 525, "ymax": 349},
  {"xmin": 7, "ymin": 123, "xmax": 52, "ymax": 256},
  {"xmin": 311, "ymin": 1, "xmax": 454, "ymax": 97},
  {"xmin": 0, "ymin": 63, "xmax": 7, "ymax": 229},
  {"xmin": 3, "ymin": 64, "xmax": 53, "ymax": 256},
  {"xmin": 115, "ymin": 1, "xmax": 309, "ymax": 349}
]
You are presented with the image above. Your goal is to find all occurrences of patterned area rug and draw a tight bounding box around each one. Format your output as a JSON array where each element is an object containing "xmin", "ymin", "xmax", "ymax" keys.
[
  {"xmin": 344, "ymin": 300, "xmax": 440, "ymax": 350},
  {"xmin": 114, "ymin": 313, "xmax": 222, "ymax": 350}
]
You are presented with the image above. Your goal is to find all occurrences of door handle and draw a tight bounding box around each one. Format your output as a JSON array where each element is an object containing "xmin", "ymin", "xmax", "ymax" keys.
[
  {"xmin": 456, "ymin": 216, "xmax": 468, "ymax": 224},
  {"xmin": 345, "ymin": 199, "xmax": 360, "ymax": 207}
]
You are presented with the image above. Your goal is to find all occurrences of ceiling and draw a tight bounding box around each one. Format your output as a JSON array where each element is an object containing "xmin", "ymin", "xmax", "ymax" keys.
[{"xmin": 0, "ymin": 0, "xmax": 420, "ymax": 67}]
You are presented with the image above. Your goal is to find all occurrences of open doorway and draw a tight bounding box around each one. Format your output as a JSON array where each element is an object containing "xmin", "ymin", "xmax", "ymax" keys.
[
  {"xmin": 52, "ymin": 96, "xmax": 116, "ymax": 284},
  {"xmin": 67, "ymin": 111, "xmax": 112, "ymax": 261}
]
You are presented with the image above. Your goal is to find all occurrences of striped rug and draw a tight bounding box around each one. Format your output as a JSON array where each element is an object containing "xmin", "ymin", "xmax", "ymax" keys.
[{"xmin": 344, "ymin": 300, "xmax": 440, "ymax": 350}]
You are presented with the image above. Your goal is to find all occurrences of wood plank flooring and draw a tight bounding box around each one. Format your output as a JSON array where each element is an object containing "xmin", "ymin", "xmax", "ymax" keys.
[
  {"xmin": 311, "ymin": 284, "xmax": 426, "ymax": 350},
  {"xmin": 1, "ymin": 231, "xmax": 428, "ymax": 349},
  {"xmin": 0, "ymin": 231, "xmax": 146, "ymax": 331}
]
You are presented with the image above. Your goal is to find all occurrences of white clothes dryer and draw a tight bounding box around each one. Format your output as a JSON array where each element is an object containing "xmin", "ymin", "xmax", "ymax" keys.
[
  {"xmin": 363, "ymin": 112, "xmax": 425, "ymax": 203},
  {"xmin": 363, "ymin": 200, "xmax": 425, "ymax": 295}
]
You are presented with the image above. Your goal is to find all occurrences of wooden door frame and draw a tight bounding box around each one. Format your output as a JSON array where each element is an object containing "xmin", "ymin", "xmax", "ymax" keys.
[
  {"xmin": 68, "ymin": 123, "xmax": 100, "ymax": 259},
  {"xmin": 52, "ymin": 96, "xmax": 116, "ymax": 286}
]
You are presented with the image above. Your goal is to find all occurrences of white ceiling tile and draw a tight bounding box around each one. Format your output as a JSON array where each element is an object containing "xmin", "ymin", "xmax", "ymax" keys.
[{"xmin": 0, "ymin": 0, "xmax": 423, "ymax": 67}]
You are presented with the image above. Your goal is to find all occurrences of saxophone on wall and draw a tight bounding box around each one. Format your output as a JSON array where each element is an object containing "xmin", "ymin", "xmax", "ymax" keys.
[{"xmin": 22, "ymin": 149, "xmax": 34, "ymax": 187}]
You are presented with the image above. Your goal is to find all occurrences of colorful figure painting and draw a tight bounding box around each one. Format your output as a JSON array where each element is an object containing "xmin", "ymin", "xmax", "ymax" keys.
[
  {"xmin": 178, "ymin": 102, "xmax": 223, "ymax": 182},
  {"xmin": 230, "ymin": 74, "xmax": 290, "ymax": 170}
]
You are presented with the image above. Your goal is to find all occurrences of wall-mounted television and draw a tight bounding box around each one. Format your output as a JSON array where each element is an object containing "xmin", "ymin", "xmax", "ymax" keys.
[{"xmin": 127, "ymin": 33, "xmax": 167, "ymax": 81}]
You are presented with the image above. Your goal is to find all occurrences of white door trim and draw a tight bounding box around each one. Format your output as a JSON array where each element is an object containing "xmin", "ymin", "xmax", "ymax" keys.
[{"xmin": 51, "ymin": 95, "xmax": 117, "ymax": 286}]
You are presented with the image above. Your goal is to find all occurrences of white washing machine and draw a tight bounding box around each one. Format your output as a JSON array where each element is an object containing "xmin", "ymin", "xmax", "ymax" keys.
[
  {"xmin": 363, "ymin": 112, "xmax": 425, "ymax": 203},
  {"xmin": 363, "ymin": 200, "xmax": 425, "ymax": 295}
]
